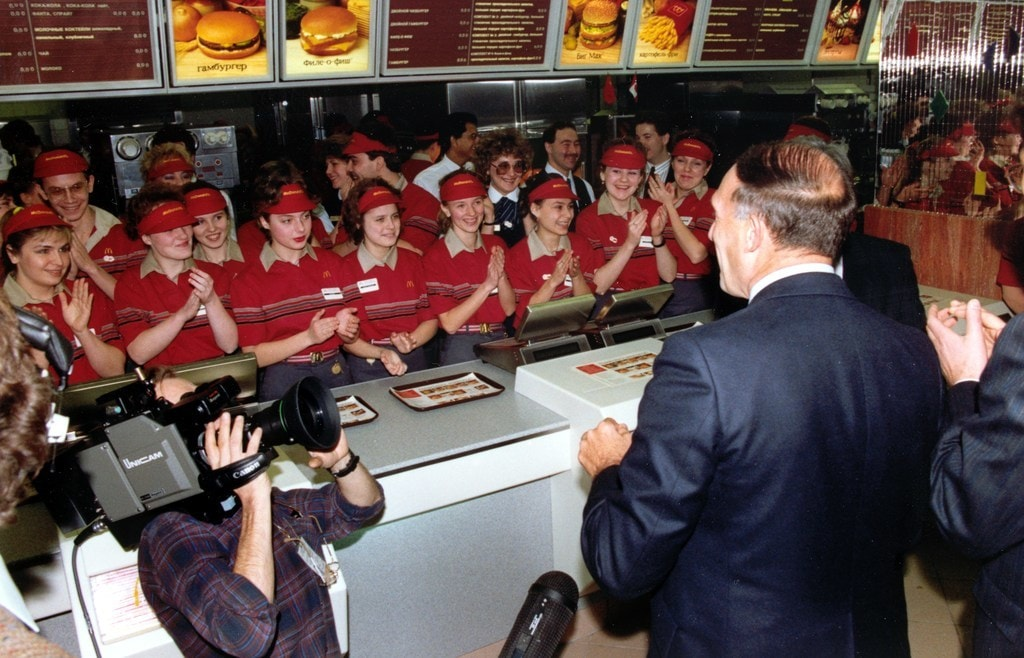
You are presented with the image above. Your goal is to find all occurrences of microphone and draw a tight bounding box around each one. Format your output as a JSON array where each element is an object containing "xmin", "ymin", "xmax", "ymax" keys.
[{"xmin": 498, "ymin": 570, "xmax": 579, "ymax": 658}]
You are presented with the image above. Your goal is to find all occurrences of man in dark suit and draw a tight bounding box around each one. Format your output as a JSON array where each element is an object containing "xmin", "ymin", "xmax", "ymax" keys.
[
  {"xmin": 840, "ymin": 231, "xmax": 926, "ymax": 330},
  {"xmin": 928, "ymin": 298, "xmax": 1024, "ymax": 655},
  {"xmin": 579, "ymin": 139, "xmax": 943, "ymax": 656}
]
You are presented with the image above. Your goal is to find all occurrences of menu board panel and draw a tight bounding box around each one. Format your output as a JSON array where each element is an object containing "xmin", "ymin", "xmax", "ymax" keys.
[
  {"xmin": 697, "ymin": 0, "xmax": 818, "ymax": 64},
  {"xmin": 630, "ymin": 0, "xmax": 697, "ymax": 67},
  {"xmin": 167, "ymin": 0, "xmax": 272, "ymax": 85},
  {"xmin": 281, "ymin": 0, "xmax": 373, "ymax": 80},
  {"xmin": 0, "ymin": 0, "xmax": 160, "ymax": 92},
  {"xmin": 880, "ymin": 1, "xmax": 976, "ymax": 60},
  {"xmin": 814, "ymin": 0, "xmax": 872, "ymax": 64},
  {"xmin": 383, "ymin": 0, "xmax": 551, "ymax": 75},
  {"xmin": 558, "ymin": 0, "xmax": 629, "ymax": 68}
]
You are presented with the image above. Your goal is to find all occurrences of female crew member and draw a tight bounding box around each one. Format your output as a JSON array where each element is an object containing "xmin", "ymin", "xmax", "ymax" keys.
[
  {"xmin": 506, "ymin": 174, "xmax": 606, "ymax": 327},
  {"xmin": 230, "ymin": 180, "xmax": 359, "ymax": 401},
  {"xmin": 2, "ymin": 204, "xmax": 124, "ymax": 384},
  {"xmin": 646, "ymin": 132, "xmax": 717, "ymax": 316},
  {"xmin": 116, "ymin": 185, "xmax": 237, "ymax": 369},
  {"xmin": 339, "ymin": 179, "xmax": 437, "ymax": 382},
  {"xmin": 183, "ymin": 182, "xmax": 247, "ymax": 278},
  {"xmin": 474, "ymin": 127, "xmax": 533, "ymax": 247},
  {"xmin": 423, "ymin": 172, "xmax": 516, "ymax": 365},
  {"xmin": 140, "ymin": 143, "xmax": 196, "ymax": 189},
  {"xmin": 575, "ymin": 142, "xmax": 675, "ymax": 293}
]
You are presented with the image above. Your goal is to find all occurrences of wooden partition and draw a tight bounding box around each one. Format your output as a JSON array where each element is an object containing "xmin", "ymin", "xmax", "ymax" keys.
[{"xmin": 862, "ymin": 205, "xmax": 1012, "ymax": 300}]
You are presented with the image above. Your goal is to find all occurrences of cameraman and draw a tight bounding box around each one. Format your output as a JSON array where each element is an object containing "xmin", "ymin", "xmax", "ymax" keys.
[
  {"xmin": 137, "ymin": 371, "xmax": 384, "ymax": 657},
  {"xmin": 0, "ymin": 292, "xmax": 73, "ymax": 656}
]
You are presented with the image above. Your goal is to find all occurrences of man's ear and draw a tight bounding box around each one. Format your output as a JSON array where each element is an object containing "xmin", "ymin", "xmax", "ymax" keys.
[{"xmin": 744, "ymin": 214, "xmax": 768, "ymax": 253}]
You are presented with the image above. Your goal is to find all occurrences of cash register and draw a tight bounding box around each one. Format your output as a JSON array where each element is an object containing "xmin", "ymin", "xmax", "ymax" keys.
[{"xmin": 475, "ymin": 293, "xmax": 597, "ymax": 372}]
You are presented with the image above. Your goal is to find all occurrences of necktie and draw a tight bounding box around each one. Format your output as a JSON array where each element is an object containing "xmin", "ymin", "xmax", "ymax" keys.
[{"xmin": 495, "ymin": 197, "xmax": 517, "ymax": 229}]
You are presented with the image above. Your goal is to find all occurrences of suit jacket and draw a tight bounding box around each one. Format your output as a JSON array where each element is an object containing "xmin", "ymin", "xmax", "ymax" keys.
[
  {"xmin": 841, "ymin": 232, "xmax": 926, "ymax": 331},
  {"xmin": 931, "ymin": 312, "xmax": 1024, "ymax": 647},
  {"xmin": 582, "ymin": 272, "xmax": 943, "ymax": 657}
]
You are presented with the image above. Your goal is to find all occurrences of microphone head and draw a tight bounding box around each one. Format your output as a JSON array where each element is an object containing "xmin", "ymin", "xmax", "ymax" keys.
[
  {"xmin": 498, "ymin": 570, "xmax": 579, "ymax": 658},
  {"xmin": 532, "ymin": 571, "xmax": 579, "ymax": 612}
]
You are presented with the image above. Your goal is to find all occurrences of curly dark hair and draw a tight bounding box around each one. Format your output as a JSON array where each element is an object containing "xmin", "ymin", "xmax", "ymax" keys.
[
  {"xmin": 123, "ymin": 183, "xmax": 184, "ymax": 241},
  {"xmin": 0, "ymin": 293, "xmax": 53, "ymax": 525},
  {"xmin": 341, "ymin": 177, "xmax": 403, "ymax": 245},
  {"xmin": 473, "ymin": 127, "xmax": 533, "ymax": 179},
  {"xmin": 251, "ymin": 160, "xmax": 319, "ymax": 219}
]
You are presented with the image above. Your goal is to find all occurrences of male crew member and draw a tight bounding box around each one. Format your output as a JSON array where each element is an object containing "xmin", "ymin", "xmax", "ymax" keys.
[
  {"xmin": 33, "ymin": 149, "xmax": 145, "ymax": 299},
  {"xmin": 634, "ymin": 111, "xmax": 674, "ymax": 197},
  {"xmin": 411, "ymin": 112, "xmax": 478, "ymax": 199},
  {"xmin": 138, "ymin": 374, "xmax": 384, "ymax": 657},
  {"xmin": 344, "ymin": 123, "xmax": 408, "ymax": 191},
  {"xmin": 542, "ymin": 121, "xmax": 594, "ymax": 216},
  {"xmin": 579, "ymin": 139, "xmax": 942, "ymax": 656},
  {"xmin": 928, "ymin": 299, "xmax": 1024, "ymax": 655}
]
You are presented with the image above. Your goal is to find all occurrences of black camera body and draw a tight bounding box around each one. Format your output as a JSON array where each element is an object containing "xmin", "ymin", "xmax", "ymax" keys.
[{"xmin": 35, "ymin": 374, "xmax": 340, "ymax": 549}]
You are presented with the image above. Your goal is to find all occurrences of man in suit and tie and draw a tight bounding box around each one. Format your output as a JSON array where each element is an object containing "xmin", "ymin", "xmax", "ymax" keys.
[
  {"xmin": 634, "ymin": 110, "xmax": 674, "ymax": 197},
  {"xmin": 542, "ymin": 121, "xmax": 595, "ymax": 220},
  {"xmin": 579, "ymin": 138, "xmax": 943, "ymax": 656},
  {"xmin": 928, "ymin": 298, "xmax": 1024, "ymax": 655}
]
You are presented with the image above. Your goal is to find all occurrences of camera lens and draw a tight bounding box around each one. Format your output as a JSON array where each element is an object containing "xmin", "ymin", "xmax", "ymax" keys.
[{"xmin": 248, "ymin": 377, "xmax": 341, "ymax": 452}]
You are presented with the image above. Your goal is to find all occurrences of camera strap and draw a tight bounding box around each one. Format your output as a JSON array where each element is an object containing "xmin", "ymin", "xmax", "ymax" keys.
[{"xmin": 199, "ymin": 447, "xmax": 278, "ymax": 493}]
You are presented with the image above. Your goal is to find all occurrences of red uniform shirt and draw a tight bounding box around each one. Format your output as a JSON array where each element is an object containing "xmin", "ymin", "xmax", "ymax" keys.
[
  {"xmin": 576, "ymin": 195, "xmax": 663, "ymax": 292},
  {"xmin": 85, "ymin": 207, "xmax": 147, "ymax": 277},
  {"xmin": 400, "ymin": 183, "xmax": 441, "ymax": 253},
  {"xmin": 115, "ymin": 256, "xmax": 233, "ymax": 368},
  {"xmin": 338, "ymin": 246, "xmax": 434, "ymax": 343},
  {"xmin": 231, "ymin": 244, "xmax": 350, "ymax": 353},
  {"xmin": 422, "ymin": 233, "xmax": 510, "ymax": 326},
  {"xmin": 662, "ymin": 187, "xmax": 715, "ymax": 279},
  {"xmin": 506, "ymin": 231, "xmax": 604, "ymax": 327}
]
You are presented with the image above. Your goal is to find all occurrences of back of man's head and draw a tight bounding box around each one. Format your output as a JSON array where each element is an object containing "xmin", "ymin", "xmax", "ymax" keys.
[
  {"xmin": 440, "ymin": 112, "xmax": 478, "ymax": 153},
  {"xmin": 732, "ymin": 140, "xmax": 855, "ymax": 260}
]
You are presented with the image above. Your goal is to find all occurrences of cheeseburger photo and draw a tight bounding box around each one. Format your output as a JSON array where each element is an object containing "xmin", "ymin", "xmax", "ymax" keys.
[
  {"xmin": 580, "ymin": 0, "xmax": 620, "ymax": 50},
  {"xmin": 299, "ymin": 6, "xmax": 359, "ymax": 56},
  {"xmin": 195, "ymin": 10, "xmax": 262, "ymax": 59}
]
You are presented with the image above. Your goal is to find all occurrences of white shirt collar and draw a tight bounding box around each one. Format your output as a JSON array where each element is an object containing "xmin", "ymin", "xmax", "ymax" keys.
[{"xmin": 749, "ymin": 263, "xmax": 838, "ymax": 301}]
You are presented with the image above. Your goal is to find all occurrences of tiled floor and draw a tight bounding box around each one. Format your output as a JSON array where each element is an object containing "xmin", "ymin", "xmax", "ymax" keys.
[{"xmin": 462, "ymin": 524, "xmax": 980, "ymax": 657}]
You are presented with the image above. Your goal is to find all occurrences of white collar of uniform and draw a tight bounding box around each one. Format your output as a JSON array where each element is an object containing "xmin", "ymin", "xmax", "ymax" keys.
[
  {"xmin": 526, "ymin": 228, "xmax": 571, "ymax": 261},
  {"xmin": 748, "ymin": 262, "xmax": 838, "ymax": 301},
  {"xmin": 259, "ymin": 241, "xmax": 317, "ymax": 271},
  {"xmin": 488, "ymin": 186, "xmax": 519, "ymax": 204},
  {"xmin": 443, "ymin": 229, "xmax": 483, "ymax": 257},
  {"xmin": 357, "ymin": 242, "xmax": 398, "ymax": 272}
]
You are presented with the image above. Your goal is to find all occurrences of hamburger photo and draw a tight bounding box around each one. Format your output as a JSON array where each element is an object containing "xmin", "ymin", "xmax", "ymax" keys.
[
  {"xmin": 580, "ymin": 0, "xmax": 620, "ymax": 50},
  {"xmin": 195, "ymin": 10, "xmax": 262, "ymax": 59},
  {"xmin": 299, "ymin": 6, "xmax": 358, "ymax": 56}
]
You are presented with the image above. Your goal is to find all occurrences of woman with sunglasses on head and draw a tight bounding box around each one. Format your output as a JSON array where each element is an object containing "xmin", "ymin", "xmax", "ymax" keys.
[
  {"xmin": 645, "ymin": 131, "xmax": 717, "ymax": 316},
  {"xmin": 183, "ymin": 181, "xmax": 248, "ymax": 279},
  {"xmin": 338, "ymin": 179, "xmax": 437, "ymax": 382},
  {"xmin": 475, "ymin": 127, "xmax": 534, "ymax": 247},
  {"xmin": 1, "ymin": 205, "xmax": 124, "ymax": 384},
  {"xmin": 423, "ymin": 171, "xmax": 516, "ymax": 365},
  {"xmin": 575, "ymin": 140, "xmax": 676, "ymax": 294},
  {"xmin": 229, "ymin": 175, "xmax": 359, "ymax": 402},
  {"xmin": 506, "ymin": 173, "xmax": 606, "ymax": 327},
  {"xmin": 116, "ymin": 184, "xmax": 237, "ymax": 369}
]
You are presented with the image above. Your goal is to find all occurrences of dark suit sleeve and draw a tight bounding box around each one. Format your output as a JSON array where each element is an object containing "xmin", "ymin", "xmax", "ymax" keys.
[
  {"xmin": 581, "ymin": 334, "xmax": 719, "ymax": 600},
  {"xmin": 931, "ymin": 314, "xmax": 1024, "ymax": 560}
]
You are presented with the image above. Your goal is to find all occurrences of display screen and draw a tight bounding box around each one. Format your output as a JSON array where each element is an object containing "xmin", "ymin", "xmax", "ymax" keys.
[
  {"xmin": 384, "ymin": 0, "xmax": 550, "ymax": 73},
  {"xmin": 1, "ymin": 0, "xmax": 158, "ymax": 89},
  {"xmin": 698, "ymin": 0, "xmax": 817, "ymax": 63}
]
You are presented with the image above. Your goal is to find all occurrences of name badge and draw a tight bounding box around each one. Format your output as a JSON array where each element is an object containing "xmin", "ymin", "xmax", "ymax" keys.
[
  {"xmin": 682, "ymin": 215, "xmax": 694, "ymax": 227},
  {"xmin": 197, "ymin": 304, "xmax": 207, "ymax": 317},
  {"xmin": 563, "ymin": 275, "xmax": 573, "ymax": 287},
  {"xmin": 357, "ymin": 278, "xmax": 380, "ymax": 293},
  {"xmin": 322, "ymin": 287, "xmax": 343, "ymax": 301},
  {"xmin": 639, "ymin": 236, "xmax": 654, "ymax": 248}
]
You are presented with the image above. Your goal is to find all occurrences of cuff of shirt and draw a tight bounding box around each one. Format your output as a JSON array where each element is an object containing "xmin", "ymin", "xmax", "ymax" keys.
[{"xmin": 948, "ymin": 380, "xmax": 980, "ymax": 418}]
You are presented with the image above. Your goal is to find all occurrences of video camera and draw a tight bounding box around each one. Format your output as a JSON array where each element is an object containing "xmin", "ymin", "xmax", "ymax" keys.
[{"xmin": 35, "ymin": 371, "xmax": 341, "ymax": 549}]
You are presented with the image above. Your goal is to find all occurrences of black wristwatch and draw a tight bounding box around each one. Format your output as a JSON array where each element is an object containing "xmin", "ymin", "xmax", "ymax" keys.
[{"xmin": 330, "ymin": 450, "xmax": 360, "ymax": 478}]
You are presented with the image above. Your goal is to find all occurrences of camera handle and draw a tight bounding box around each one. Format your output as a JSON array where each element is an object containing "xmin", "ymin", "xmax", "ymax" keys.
[{"xmin": 199, "ymin": 447, "xmax": 277, "ymax": 494}]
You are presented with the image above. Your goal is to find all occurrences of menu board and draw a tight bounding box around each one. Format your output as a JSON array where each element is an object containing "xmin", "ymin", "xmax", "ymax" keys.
[
  {"xmin": 815, "ymin": 0, "xmax": 871, "ymax": 64},
  {"xmin": 631, "ymin": 0, "xmax": 697, "ymax": 67},
  {"xmin": 697, "ymin": 0, "xmax": 818, "ymax": 64},
  {"xmin": 880, "ymin": 1, "xmax": 976, "ymax": 60},
  {"xmin": 558, "ymin": 0, "xmax": 629, "ymax": 68},
  {"xmin": 167, "ymin": 0, "xmax": 271, "ymax": 85},
  {"xmin": 862, "ymin": 1, "xmax": 880, "ymax": 64},
  {"xmin": 0, "ymin": 0, "xmax": 160, "ymax": 92},
  {"xmin": 384, "ymin": 0, "xmax": 551, "ymax": 74},
  {"xmin": 979, "ymin": 3, "xmax": 1024, "ymax": 54},
  {"xmin": 282, "ymin": 0, "xmax": 373, "ymax": 79}
]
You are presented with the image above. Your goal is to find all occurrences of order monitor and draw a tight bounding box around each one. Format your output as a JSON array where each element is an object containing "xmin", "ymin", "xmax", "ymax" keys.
[{"xmin": 475, "ymin": 294, "xmax": 597, "ymax": 372}]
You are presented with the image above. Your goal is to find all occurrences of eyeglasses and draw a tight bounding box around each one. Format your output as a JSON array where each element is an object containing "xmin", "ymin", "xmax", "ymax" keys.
[
  {"xmin": 491, "ymin": 160, "xmax": 526, "ymax": 175},
  {"xmin": 44, "ymin": 182, "xmax": 88, "ymax": 198}
]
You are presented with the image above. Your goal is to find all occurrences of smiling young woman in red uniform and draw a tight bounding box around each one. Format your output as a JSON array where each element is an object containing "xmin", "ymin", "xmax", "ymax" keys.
[
  {"xmin": 230, "ymin": 180, "xmax": 359, "ymax": 402},
  {"xmin": 423, "ymin": 171, "xmax": 516, "ymax": 365},
  {"xmin": 116, "ymin": 185, "xmax": 237, "ymax": 370},
  {"xmin": 183, "ymin": 182, "xmax": 248, "ymax": 279},
  {"xmin": 575, "ymin": 142, "xmax": 676, "ymax": 293},
  {"xmin": 2, "ymin": 204, "xmax": 124, "ymax": 384},
  {"xmin": 338, "ymin": 179, "xmax": 437, "ymax": 382},
  {"xmin": 506, "ymin": 173, "xmax": 606, "ymax": 327},
  {"xmin": 646, "ymin": 132, "xmax": 717, "ymax": 316}
]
